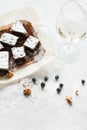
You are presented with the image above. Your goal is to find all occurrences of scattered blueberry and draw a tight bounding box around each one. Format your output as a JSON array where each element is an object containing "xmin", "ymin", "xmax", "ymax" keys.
[
  {"xmin": 81, "ymin": 80, "xmax": 85, "ymax": 85},
  {"xmin": 32, "ymin": 78, "xmax": 36, "ymax": 84},
  {"xmin": 41, "ymin": 82, "xmax": 45, "ymax": 89},
  {"xmin": 59, "ymin": 83, "xmax": 64, "ymax": 89},
  {"xmin": 44, "ymin": 76, "xmax": 48, "ymax": 82},
  {"xmin": 56, "ymin": 88, "xmax": 61, "ymax": 94},
  {"xmin": 55, "ymin": 75, "xmax": 59, "ymax": 81}
]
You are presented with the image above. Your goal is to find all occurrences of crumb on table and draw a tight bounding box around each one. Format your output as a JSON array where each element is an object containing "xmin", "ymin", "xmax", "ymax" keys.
[
  {"xmin": 65, "ymin": 96, "xmax": 72, "ymax": 105},
  {"xmin": 23, "ymin": 87, "xmax": 31, "ymax": 96},
  {"xmin": 75, "ymin": 90, "xmax": 79, "ymax": 96}
]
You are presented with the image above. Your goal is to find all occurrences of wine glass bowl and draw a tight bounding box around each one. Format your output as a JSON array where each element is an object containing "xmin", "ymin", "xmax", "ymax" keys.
[
  {"xmin": 56, "ymin": 0, "xmax": 87, "ymax": 42},
  {"xmin": 56, "ymin": 0, "xmax": 87, "ymax": 63}
]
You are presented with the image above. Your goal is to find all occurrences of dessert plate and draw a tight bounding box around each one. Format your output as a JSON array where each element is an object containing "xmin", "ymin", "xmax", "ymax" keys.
[{"xmin": 0, "ymin": 6, "xmax": 56, "ymax": 87}]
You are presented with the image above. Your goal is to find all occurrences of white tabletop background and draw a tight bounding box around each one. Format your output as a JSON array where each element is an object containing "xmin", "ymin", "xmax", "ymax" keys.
[{"xmin": 0, "ymin": 0, "xmax": 87, "ymax": 130}]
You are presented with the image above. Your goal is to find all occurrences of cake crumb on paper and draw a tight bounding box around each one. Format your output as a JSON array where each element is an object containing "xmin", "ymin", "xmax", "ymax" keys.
[{"xmin": 6, "ymin": 71, "xmax": 14, "ymax": 78}]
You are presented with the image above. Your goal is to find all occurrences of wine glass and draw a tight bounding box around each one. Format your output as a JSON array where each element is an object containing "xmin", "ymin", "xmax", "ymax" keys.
[{"xmin": 56, "ymin": 0, "xmax": 87, "ymax": 63}]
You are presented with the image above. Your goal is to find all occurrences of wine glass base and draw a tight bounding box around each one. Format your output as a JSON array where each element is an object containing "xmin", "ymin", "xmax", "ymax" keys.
[{"xmin": 58, "ymin": 43, "xmax": 79, "ymax": 63}]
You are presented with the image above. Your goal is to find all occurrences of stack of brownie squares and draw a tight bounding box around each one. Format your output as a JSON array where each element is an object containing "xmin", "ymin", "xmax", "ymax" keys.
[{"xmin": 0, "ymin": 21, "xmax": 41, "ymax": 76}]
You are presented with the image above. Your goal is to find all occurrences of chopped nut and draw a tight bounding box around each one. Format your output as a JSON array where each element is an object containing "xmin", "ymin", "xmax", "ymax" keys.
[
  {"xmin": 23, "ymin": 87, "xmax": 31, "ymax": 96},
  {"xmin": 75, "ymin": 90, "xmax": 79, "ymax": 96},
  {"xmin": 65, "ymin": 96, "xmax": 72, "ymax": 105},
  {"xmin": 6, "ymin": 71, "xmax": 14, "ymax": 78}
]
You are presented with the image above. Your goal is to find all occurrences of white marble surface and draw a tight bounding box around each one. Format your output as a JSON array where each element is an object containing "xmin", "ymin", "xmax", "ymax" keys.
[{"xmin": 0, "ymin": 0, "xmax": 87, "ymax": 130}]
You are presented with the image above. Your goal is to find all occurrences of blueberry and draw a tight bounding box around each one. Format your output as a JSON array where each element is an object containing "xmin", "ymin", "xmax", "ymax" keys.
[
  {"xmin": 56, "ymin": 88, "xmax": 61, "ymax": 94},
  {"xmin": 59, "ymin": 83, "xmax": 64, "ymax": 89},
  {"xmin": 81, "ymin": 80, "xmax": 85, "ymax": 85},
  {"xmin": 32, "ymin": 78, "xmax": 36, "ymax": 83},
  {"xmin": 55, "ymin": 75, "xmax": 59, "ymax": 81},
  {"xmin": 44, "ymin": 76, "xmax": 48, "ymax": 82},
  {"xmin": 41, "ymin": 82, "xmax": 45, "ymax": 89}
]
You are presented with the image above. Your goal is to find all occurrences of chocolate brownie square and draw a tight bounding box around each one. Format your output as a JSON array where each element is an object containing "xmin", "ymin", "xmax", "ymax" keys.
[
  {"xmin": 0, "ymin": 51, "xmax": 9, "ymax": 76},
  {"xmin": 24, "ymin": 36, "xmax": 40, "ymax": 52},
  {"xmin": 0, "ymin": 33, "xmax": 19, "ymax": 46},
  {"xmin": 11, "ymin": 46, "xmax": 26, "ymax": 65},
  {"xmin": 11, "ymin": 21, "xmax": 28, "ymax": 37}
]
